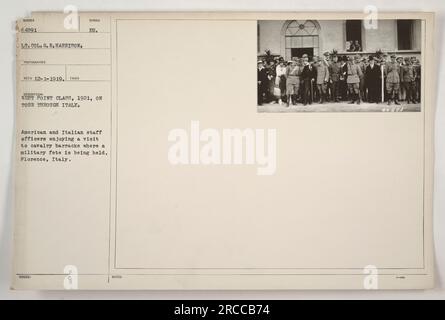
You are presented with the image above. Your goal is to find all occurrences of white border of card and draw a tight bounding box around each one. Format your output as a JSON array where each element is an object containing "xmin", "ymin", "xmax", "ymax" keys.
[{"xmin": 13, "ymin": 11, "xmax": 435, "ymax": 290}]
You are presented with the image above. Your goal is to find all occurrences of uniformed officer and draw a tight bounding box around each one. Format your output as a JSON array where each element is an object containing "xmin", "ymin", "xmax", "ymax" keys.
[
  {"xmin": 355, "ymin": 55, "xmax": 366, "ymax": 102},
  {"xmin": 322, "ymin": 51, "xmax": 331, "ymax": 66},
  {"xmin": 323, "ymin": 51, "xmax": 332, "ymax": 100},
  {"xmin": 315, "ymin": 58, "xmax": 330, "ymax": 104},
  {"xmin": 412, "ymin": 57, "xmax": 421, "ymax": 103},
  {"xmin": 328, "ymin": 54, "xmax": 341, "ymax": 102},
  {"xmin": 400, "ymin": 57, "xmax": 416, "ymax": 104},
  {"xmin": 396, "ymin": 56, "xmax": 406, "ymax": 101},
  {"xmin": 346, "ymin": 55, "xmax": 362, "ymax": 104},
  {"xmin": 385, "ymin": 54, "xmax": 401, "ymax": 105},
  {"xmin": 285, "ymin": 59, "xmax": 302, "ymax": 106}
]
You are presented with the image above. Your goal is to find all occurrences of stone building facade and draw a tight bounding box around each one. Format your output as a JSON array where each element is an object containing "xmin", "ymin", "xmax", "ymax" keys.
[{"xmin": 258, "ymin": 19, "xmax": 422, "ymax": 60}]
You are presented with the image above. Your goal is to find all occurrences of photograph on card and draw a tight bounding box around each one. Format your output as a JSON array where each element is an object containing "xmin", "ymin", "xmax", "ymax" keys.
[{"xmin": 257, "ymin": 19, "xmax": 422, "ymax": 112}]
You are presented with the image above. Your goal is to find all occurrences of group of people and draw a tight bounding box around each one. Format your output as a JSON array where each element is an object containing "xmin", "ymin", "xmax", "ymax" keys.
[
  {"xmin": 347, "ymin": 40, "xmax": 362, "ymax": 52},
  {"xmin": 257, "ymin": 51, "xmax": 421, "ymax": 107}
]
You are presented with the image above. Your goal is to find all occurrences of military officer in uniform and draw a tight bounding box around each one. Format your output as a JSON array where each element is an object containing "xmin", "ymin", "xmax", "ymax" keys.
[
  {"xmin": 322, "ymin": 51, "xmax": 332, "ymax": 100},
  {"xmin": 355, "ymin": 55, "xmax": 366, "ymax": 102},
  {"xmin": 285, "ymin": 59, "xmax": 302, "ymax": 106},
  {"xmin": 401, "ymin": 57, "xmax": 417, "ymax": 104},
  {"xmin": 315, "ymin": 57, "xmax": 330, "ymax": 104},
  {"xmin": 328, "ymin": 54, "xmax": 341, "ymax": 102},
  {"xmin": 385, "ymin": 54, "xmax": 401, "ymax": 105},
  {"xmin": 412, "ymin": 57, "xmax": 421, "ymax": 103},
  {"xmin": 346, "ymin": 55, "xmax": 363, "ymax": 104}
]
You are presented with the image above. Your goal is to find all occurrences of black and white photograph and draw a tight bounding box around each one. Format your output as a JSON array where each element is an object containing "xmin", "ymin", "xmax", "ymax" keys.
[{"xmin": 257, "ymin": 19, "xmax": 422, "ymax": 112}]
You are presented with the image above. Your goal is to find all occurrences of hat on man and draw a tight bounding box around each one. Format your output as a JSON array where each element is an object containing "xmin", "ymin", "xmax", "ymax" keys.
[
  {"xmin": 390, "ymin": 54, "xmax": 396, "ymax": 58},
  {"xmin": 368, "ymin": 56, "xmax": 374, "ymax": 61},
  {"xmin": 323, "ymin": 51, "xmax": 330, "ymax": 57}
]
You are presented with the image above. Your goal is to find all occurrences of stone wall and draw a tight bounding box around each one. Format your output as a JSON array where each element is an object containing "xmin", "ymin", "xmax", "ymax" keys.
[{"xmin": 258, "ymin": 19, "xmax": 421, "ymax": 60}]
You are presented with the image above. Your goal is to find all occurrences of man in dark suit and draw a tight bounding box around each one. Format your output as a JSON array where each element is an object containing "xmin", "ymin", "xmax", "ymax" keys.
[
  {"xmin": 339, "ymin": 56, "xmax": 348, "ymax": 101},
  {"xmin": 301, "ymin": 57, "xmax": 317, "ymax": 105},
  {"xmin": 365, "ymin": 56, "xmax": 381, "ymax": 103},
  {"xmin": 412, "ymin": 57, "xmax": 421, "ymax": 103},
  {"xmin": 257, "ymin": 61, "xmax": 269, "ymax": 105}
]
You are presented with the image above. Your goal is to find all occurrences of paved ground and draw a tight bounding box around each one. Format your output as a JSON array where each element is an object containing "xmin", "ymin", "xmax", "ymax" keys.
[{"xmin": 257, "ymin": 101, "xmax": 421, "ymax": 113}]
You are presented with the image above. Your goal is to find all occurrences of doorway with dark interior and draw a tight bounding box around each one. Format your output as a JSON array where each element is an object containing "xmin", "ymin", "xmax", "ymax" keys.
[{"xmin": 291, "ymin": 48, "xmax": 314, "ymax": 60}]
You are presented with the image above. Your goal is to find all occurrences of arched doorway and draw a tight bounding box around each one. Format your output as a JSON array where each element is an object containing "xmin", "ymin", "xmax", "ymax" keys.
[{"xmin": 282, "ymin": 20, "xmax": 320, "ymax": 60}]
